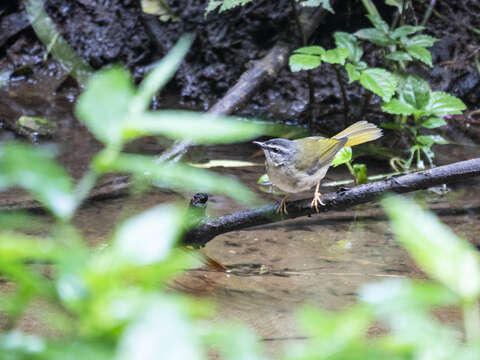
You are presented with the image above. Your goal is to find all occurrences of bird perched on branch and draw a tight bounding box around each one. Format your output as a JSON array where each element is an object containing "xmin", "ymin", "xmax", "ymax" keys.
[{"xmin": 254, "ymin": 121, "xmax": 382, "ymax": 214}]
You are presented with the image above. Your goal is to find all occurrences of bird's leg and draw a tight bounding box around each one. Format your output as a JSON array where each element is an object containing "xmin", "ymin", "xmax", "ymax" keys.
[
  {"xmin": 311, "ymin": 182, "xmax": 325, "ymax": 213},
  {"xmin": 276, "ymin": 194, "xmax": 290, "ymax": 215}
]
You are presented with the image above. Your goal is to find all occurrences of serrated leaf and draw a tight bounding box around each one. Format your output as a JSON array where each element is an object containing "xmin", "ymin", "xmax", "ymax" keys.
[
  {"xmin": 386, "ymin": 51, "xmax": 412, "ymax": 62},
  {"xmin": 382, "ymin": 196, "xmax": 480, "ymax": 299},
  {"xmin": 416, "ymin": 135, "xmax": 449, "ymax": 146},
  {"xmin": 345, "ymin": 63, "xmax": 361, "ymax": 82},
  {"xmin": 391, "ymin": 25, "xmax": 424, "ymax": 39},
  {"xmin": 289, "ymin": 54, "xmax": 322, "ymax": 72},
  {"xmin": 354, "ymin": 28, "xmax": 392, "ymax": 46},
  {"xmin": 406, "ymin": 46, "xmax": 433, "ymax": 67},
  {"xmin": 366, "ymin": 14, "xmax": 389, "ymax": 33},
  {"xmin": 425, "ymin": 92, "xmax": 466, "ymax": 116},
  {"xmin": 422, "ymin": 117, "xmax": 446, "ymax": 129},
  {"xmin": 359, "ymin": 68, "xmax": 397, "ymax": 102},
  {"xmin": 322, "ymin": 48, "xmax": 349, "ymax": 65},
  {"xmin": 300, "ymin": 0, "xmax": 334, "ymax": 13},
  {"xmin": 75, "ymin": 66, "xmax": 135, "ymax": 146},
  {"xmin": 404, "ymin": 34, "xmax": 438, "ymax": 47},
  {"xmin": 332, "ymin": 146, "xmax": 352, "ymax": 167},
  {"xmin": 294, "ymin": 45, "xmax": 326, "ymax": 56},
  {"xmin": 334, "ymin": 32, "xmax": 363, "ymax": 63},
  {"xmin": 381, "ymin": 99, "xmax": 416, "ymax": 115},
  {"xmin": 398, "ymin": 75, "xmax": 431, "ymax": 110}
]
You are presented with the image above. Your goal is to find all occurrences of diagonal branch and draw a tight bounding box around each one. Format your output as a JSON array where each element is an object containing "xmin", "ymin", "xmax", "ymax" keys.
[{"xmin": 184, "ymin": 158, "xmax": 480, "ymax": 247}]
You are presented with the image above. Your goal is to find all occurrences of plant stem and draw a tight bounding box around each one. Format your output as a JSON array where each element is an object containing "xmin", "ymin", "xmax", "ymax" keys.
[
  {"xmin": 334, "ymin": 65, "xmax": 349, "ymax": 124},
  {"xmin": 289, "ymin": 0, "xmax": 315, "ymax": 125},
  {"xmin": 399, "ymin": 0, "xmax": 407, "ymax": 26},
  {"xmin": 421, "ymin": 0, "xmax": 436, "ymax": 26},
  {"xmin": 360, "ymin": 0, "xmax": 380, "ymax": 17},
  {"xmin": 463, "ymin": 301, "xmax": 480, "ymax": 343},
  {"xmin": 360, "ymin": 92, "xmax": 372, "ymax": 120}
]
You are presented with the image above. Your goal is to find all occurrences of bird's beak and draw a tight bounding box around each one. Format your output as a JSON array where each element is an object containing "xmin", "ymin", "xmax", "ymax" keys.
[{"xmin": 253, "ymin": 141, "xmax": 265, "ymax": 147}]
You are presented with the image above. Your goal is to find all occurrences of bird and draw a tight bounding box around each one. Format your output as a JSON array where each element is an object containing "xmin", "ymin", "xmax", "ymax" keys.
[{"xmin": 254, "ymin": 121, "xmax": 382, "ymax": 214}]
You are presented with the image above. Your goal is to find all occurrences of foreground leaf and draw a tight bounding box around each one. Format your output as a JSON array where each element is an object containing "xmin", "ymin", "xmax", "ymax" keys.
[
  {"xmin": 382, "ymin": 196, "xmax": 480, "ymax": 300},
  {"xmin": 359, "ymin": 68, "xmax": 397, "ymax": 102}
]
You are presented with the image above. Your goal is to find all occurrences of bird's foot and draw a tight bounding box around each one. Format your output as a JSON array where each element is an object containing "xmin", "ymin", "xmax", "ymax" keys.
[
  {"xmin": 311, "ymin": 190, "xmax": 325, "ymax": 213},
  {"xmin": 275, "ymin": 195, "xmax": 290, "ymax": 216}
]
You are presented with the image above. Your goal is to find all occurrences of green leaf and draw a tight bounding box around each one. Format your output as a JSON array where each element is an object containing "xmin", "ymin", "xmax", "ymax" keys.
[
  {"xmin": 345, "ymin": 63, "xmax": 361, "ymax": 82},
  {"xmin": 384, "ymin": 0, "xmax": 402, "ymax": 10},
  {"xmin": 322, "ymin": 48, "xmax": 349, "ymax": 65},
  {"xmin": 422, "ymin": 117, "xmax": 447, "ymax": 129},
  {"xmin": 385, "ymin": 51, "xmax": 412, "ymax": 62},
  {"xmin": 293, "ymin": 45, "xmax": 326, "ymax": 56},
  {"xmin": 334, "ymin": 32, "xmax": 363, "ymax": 63},
  {"xmin": 219, "ymin": 0, "xmax": 254, "ymax": 12},
  {"xmin": 353, "ymin": 163, "xmax": 367, "ymax": 184},
  {"xmin": 289, "ymin": 54, "xmax": 322, "ymax": 72},
  {"xmin": 398, "ymin": 75, "xmax": 431, "ymax": 110},
  {"xmin": 416, "ymin": 135, "xmax": 449, "ymax": 146},
  {"xmin": 425, "ymin": 92, "xmax": 466, "ymax": 116},
  {"xmin": 359, "ymin": 68, "xmax": 397, "ymax": 102},
  {"xmin": 117, "ymin": 300, "xmax": 202, "ymax": 360},
  {"xmin": 404, "ymin": 34, "xmax": 438, "ymax": 47},
  {"xmin": 114, "ymin": 205, "xmax": 184, "ymax": 265},
  {"xmin": 380, "ymin": 122, "xmax": 402, "ymax": 130},
  {"xmin": 300, "ymin": 0, "xmax": 334, "ymax": 13},
  {"xmin": 0, "ymin": 143, "xmax": 75, "ymax": 220},
  {"xmin": 354, "ymin": 28, "xmax": 392, "ymax": 46},
  {"xmin": 381, "ymin": 99, "xmax": 416, "ymax": 115},
  {"xmin": 391, "ymin": 25, "xmax": 424, "ymax": 39},
  {"xmin": 257, "ymin": 173, "xmax": 270, "ymax": 185},
  {"xmin": 205, "ymin": 0, "xmax": 222, "ymax": 14},
  {"xmin": 406, "ymin": 46, "xmax": 433, "ymax": 67},
  {"xmin": 382, "ymin": 196, "xmax": 480, "ymax": 299},
  {"xmin": 75, "ymin": 66, "xmax": 135, "ymax": 146},
  {"xmin": 332, "ymin": 146, "xmax": 352, "ymax": 167},
  {"xmin": 130, "ymin": 36, "xmax": 192, "ymax": 114},
  {"xmin": 123, "ymin": 111, "xmax": 268, "ymax": 144},
  {"xmin": 103, "ymin": 154, "xmax": 260, "ymax": 206},
  {"xmin": 366, "ymin": 14, "xmax": 389, "ymax": 33}
]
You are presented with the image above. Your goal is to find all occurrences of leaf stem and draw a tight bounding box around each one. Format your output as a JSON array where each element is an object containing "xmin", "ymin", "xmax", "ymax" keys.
[{"xmin": 334, "ymin": 65, "xmax": 350, "ymax": 124}]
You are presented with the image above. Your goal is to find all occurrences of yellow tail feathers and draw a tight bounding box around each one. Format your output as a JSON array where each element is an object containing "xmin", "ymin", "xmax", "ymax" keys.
[{"xmin": 333, "ymin": 121, "xmax": 383, "ymax": 147}]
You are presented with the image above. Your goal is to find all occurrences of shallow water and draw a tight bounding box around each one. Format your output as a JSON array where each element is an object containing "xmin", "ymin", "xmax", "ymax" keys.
[{"xmin": 1, "ymin": 85, "xmax": 479, "ymax": 356}]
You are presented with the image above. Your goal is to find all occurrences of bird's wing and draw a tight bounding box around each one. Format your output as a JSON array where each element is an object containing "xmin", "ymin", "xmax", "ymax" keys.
[{"xmin": 294, "ymin": 137, "xmax": 347, "ymax": 175}]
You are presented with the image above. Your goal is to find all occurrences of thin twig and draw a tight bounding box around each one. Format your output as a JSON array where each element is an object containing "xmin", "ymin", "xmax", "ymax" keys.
[{"xmin": 334, "ymin": 65, "xmax": 349, "ymax": 125}]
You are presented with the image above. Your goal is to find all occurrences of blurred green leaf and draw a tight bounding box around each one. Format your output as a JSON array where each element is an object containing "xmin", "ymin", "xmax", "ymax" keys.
[
  {"xmin": 123, "ymin": 111, "xmax": 268, "ymax": 144},
  {"xmin": 403, "ymin": 34, "xmax": 438, "ymax": 48},
  {"xmin": 382, "ymin": 196, "xmax": 480, "ymax": 300},
  {"xmin": 114, "ymin": 205, "xmax": 184, "ymax": 265},
  {"xmin": 0, "ymin": 143, "xmax": 75, "ymax": 220},
  {"xmin": 366, "ymin": 14, "xmax": 389, "ymax": 33},
  {"xmin": 359, "ymin": 68, "xmax": 397, "ymax": 102},
  {"xmin": 98, "ymin": 153, "xmax": 260, "ymax": 206},
  {"xmin": 25, "ymin": 0, "xmax": 94, "ymax": 85},
  {"xmin": 382, "ymin": 99, "xmax": 416, "ymax": 115},
  {"xmin": 322, "ymin": 48, "xmax": 349, "ymax": 65},
  {"xmin": 75, "ymin": 66, "xmax": 135, "ymax": 146},
  {"xmin": 257, "ymin": 173, "xmax": 270, "ymax": 185},
  {"xmin": 130, "ymin": 36, "xmax": 192, "ymax": 114},
  {"xmin": 203, "ymin": 323, "xmax": 264, "ymax": 360},
  {"xmin": 334, "ymin": 32, "xmax": 363, "ymax": 63},
  {"xmin": 398, "ymin": 75, "xmax": 431, "ymax": 111},
  {"xmin": 425, "ymin": 92, "xmax": 466, "ymax": 116},
  {"xmin": 116, "ymin": 299, "xmax": 203, "ymax": 360},
  {"xmin": 332, "ymin": 146, "xmax": 352, "ymax": 167},
  {"xmin": 386, "ymin": 51, "xmax": 413, "ymax": 62},
  {"xmin": 422, "ymin": 117, "xmax": 447, "ymax": 129},
  {"xmin": 300, "ymin": 0, "xmax": 334, "ymax": 13},
  {"xmin": 355, "ymin": 28, "xmax": 391, "ymax": 46},
  {"xmin": 353, "ymin": 163, "xmax": 367, "ymax": 184},
  {"xmin": 293, "ymin": 46, "xmax": 326, "ymax": 56},
  {"xmin": 289, "ymin": 54, "xmax": 322, "ymax": 72},
  {"xmin": 391, "ymin": 25, "xmax": 424, "ymax": 39},
  {"xmin": 406, "ymin": 46, "xmax": 433, "ymax": 67},
  {"xmin": 345, "ymin": 63, "xmax": 361, "ymax": 82},
  {"xmin": 416, "ymin": 135, "xmax": 449, "ymax": 146}
]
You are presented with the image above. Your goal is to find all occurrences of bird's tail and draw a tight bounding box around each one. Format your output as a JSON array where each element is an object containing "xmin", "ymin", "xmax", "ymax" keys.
[{"xmin": 333, "ymin": 121, "xmax": 383, "ymax": 147}]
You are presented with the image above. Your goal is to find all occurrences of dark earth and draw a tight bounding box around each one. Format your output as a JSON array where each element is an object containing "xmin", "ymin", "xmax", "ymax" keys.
[{"xmin": 1, "ymin": 0, "xmax": 479, "ymax": 132}]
